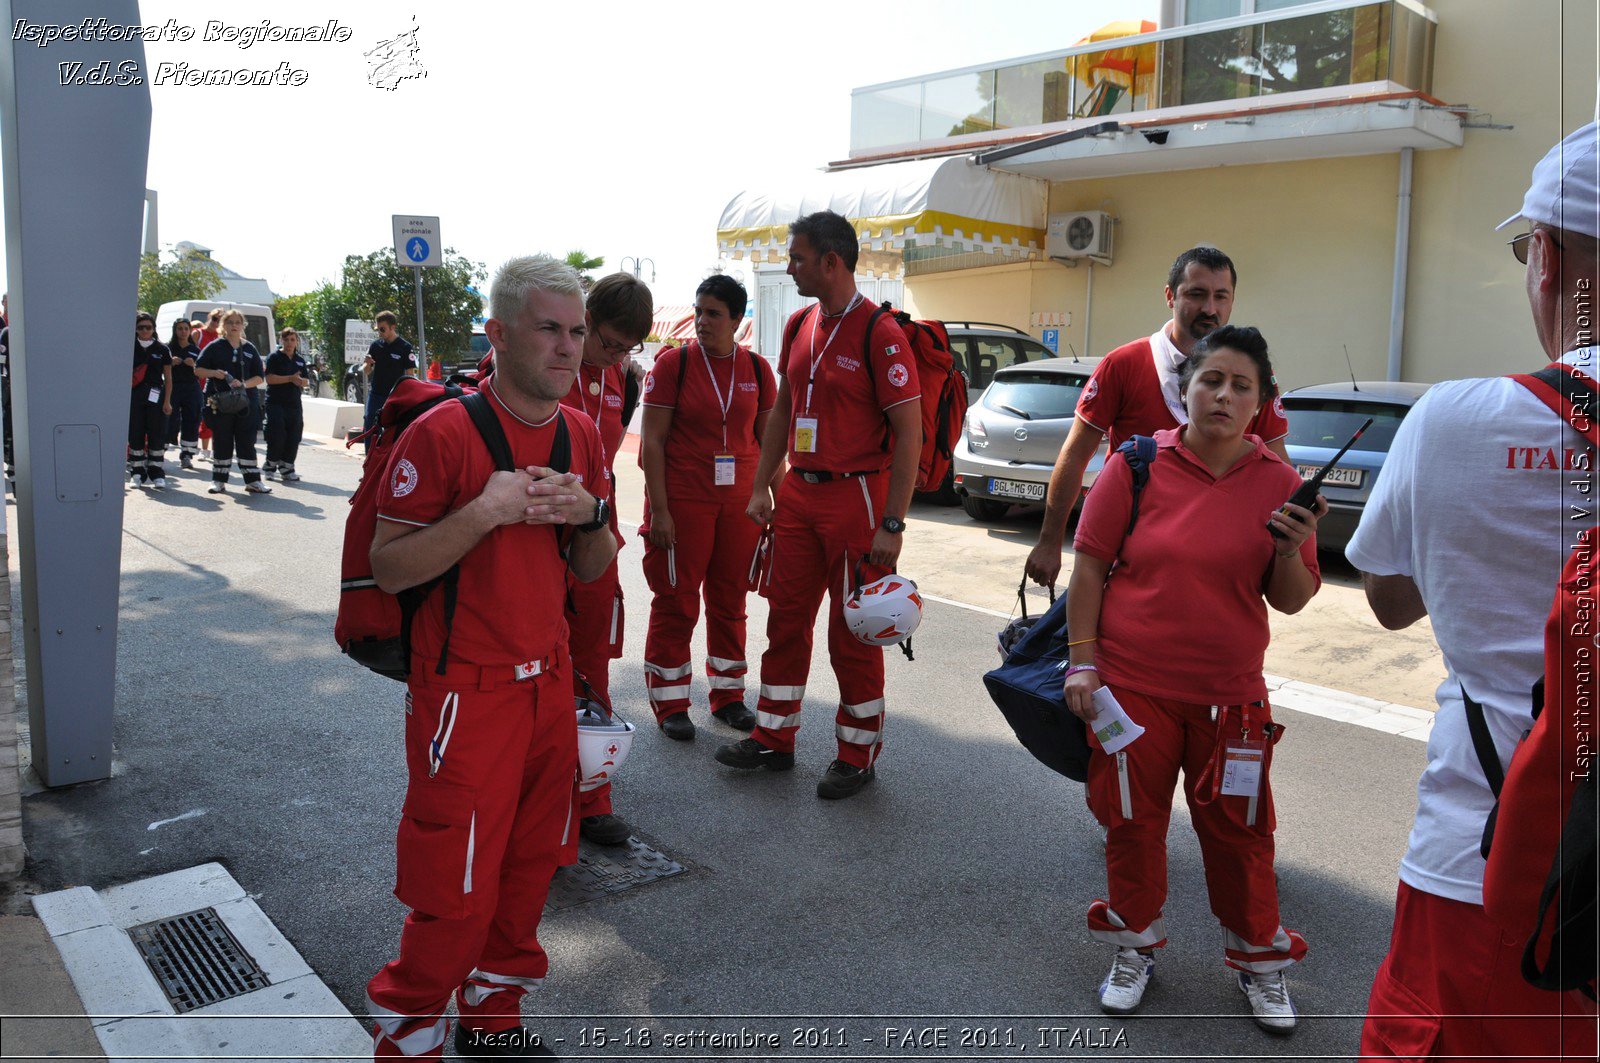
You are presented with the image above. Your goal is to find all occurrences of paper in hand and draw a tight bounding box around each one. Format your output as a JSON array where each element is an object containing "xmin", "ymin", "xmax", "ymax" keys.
[{"xmin": 1089, "ymin": 686, "xmax": 1145, "ymax": 754}]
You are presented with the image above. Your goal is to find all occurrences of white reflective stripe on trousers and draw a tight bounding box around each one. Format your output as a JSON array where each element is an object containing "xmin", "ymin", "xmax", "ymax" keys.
[
  {"xmin": 757, "ymin": 710, "xmax": 800, "ymax": 730},
  {"xmin": 644, "ymin": 660, "xmax": 693, "ymax": 681},
  {"xmin": 836, "ymin": 723, "xmax": 882, "ymax": 746},
  {"xmin": 760, "ymin": 684, "xmax": 805, "ymax": 702},
  {"xmin": 841, "ymin": 698, "xmax": 885, "ymax": 719},
  {"xmin": 706, "ymin": 656, "xmax": 747, "ymax": 672}
]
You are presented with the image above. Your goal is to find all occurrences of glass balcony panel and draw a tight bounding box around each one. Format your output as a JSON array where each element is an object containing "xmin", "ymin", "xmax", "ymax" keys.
[
  {"xmin": 994, "ymin": 58, "xmax": 1072, "ymax": 130},
  {"xmin": 920, "ymin": 69, "xmax": 996, "ymax": 141},
  {"xmin": 1349, "ymin": 3, "xmax": 1389, "ymax": 84},
  {"xmin": 1072, "ymin": 41, "xmax": 1159, "ymax": 118},
  {"xmin": 1259, "ymin": 9, "xmax": 1357, "ymax": 95},
  {"xmin": 851, "ymin": 83, "xmax": 921, "ymax": 152},
  {"xmin": 1179, "ymin": 25, "xmax": 1260, "ymax": 105},
  {"xmin": 1186, "ymin": 0, "xmax": 1243, "ymax": 24},
  {"xmin": 1389, "ymin": 2, "xmax": 1435, "ymax": 92}
]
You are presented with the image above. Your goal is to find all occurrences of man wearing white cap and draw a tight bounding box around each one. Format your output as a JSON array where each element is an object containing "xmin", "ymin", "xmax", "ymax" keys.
[{"xmin": 1349, "ymin": 123, "xmax": 1598, "ymax": 1059}]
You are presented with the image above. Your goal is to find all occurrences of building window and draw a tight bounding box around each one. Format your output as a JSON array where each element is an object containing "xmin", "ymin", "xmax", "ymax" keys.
[{"xmin": 1182, "ymin": 0, "xmax": 1316, "ymax": 24}]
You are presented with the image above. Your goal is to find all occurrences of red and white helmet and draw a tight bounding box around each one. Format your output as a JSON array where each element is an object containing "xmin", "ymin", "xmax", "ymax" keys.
[
  {"xmin": 576, "ymin": 704, "xmax": 635, "ymax": 792},
  {"xmin": 844, "ymin": 572, "xmax": 923, "ymax": 647}
]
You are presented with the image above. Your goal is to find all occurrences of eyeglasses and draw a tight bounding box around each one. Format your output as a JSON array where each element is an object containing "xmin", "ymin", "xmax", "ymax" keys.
[
  {"xmin": 595, "ymin": 329, "xmax": 644, "ymax": 356},
  {"xmin": 136, "ymin": 323, "xmax": 154, "ymax": 331},
  {"xmin": 1509, "ymin": 228, "xmax": 1563, "ymax": 265}
]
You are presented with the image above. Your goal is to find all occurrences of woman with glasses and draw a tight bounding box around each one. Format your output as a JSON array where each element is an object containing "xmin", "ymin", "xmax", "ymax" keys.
[
  {"xmin": 196, "ymin": 309, "xmax": 270, "ymax": 495},
  {"xmin": 558, "ymin": 271, "xmax": 653, "ymax": 847},
  {"xmin": 165, "ymin": 319, "xmax": 204, "ymax": 470},
  {"xmin": 129, "ymin": 312, "xmax": 172, "ymax": 488},
  {"xmin": 638, "ymin": 275, "xmax": 777, "ymax": 741},
  {"xmin": 264, "ymin": 327, "xmax": 310, "ymax": 482},
  {"xmin": 1063, "ymin": 326, "xmax": 1325, "ymax": 1034}
]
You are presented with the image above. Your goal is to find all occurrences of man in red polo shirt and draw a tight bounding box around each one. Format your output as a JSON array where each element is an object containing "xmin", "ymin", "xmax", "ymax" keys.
[
  {"xmin": 715, "ymin": 209, "xmax": 922, "ymax": 800},
  {"xmin": 1025, "ymin": 246, "xmax": 1290, "ymax": 591},
  {"xmin": 365, "ymin": 255, "xmax": 617, "ymax": 1060},
  {"xmin": 560, "ymin": 272, "xmax": 652, "ymax": 847}
]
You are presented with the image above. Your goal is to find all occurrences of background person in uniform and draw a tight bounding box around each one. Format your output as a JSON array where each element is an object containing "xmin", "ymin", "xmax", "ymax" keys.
[
  {"xmin": 363, "ymin": 310, "xmax": 417, "ymax": 434},
  {"xmin": 638, "ymin": 274, "xmax": 777, "ymax": 740},
  {"xmin": 164, "ymin": 319, "xmax": 203, "ymax": 470},
  {"xmin": 1064, "ymin": 326, "xmax": 1322, "ymax": 1033},
  {"xmin": 717, "ymin": 210, "xmax": 922, "ymax": 800},
  {"xmin": 364, "ymin": 255, "xmax": 616, "ymax": 1060},
  {"xmin": 1350, "ymin": 122, "xmax": 1599, "ymax": 1062},
  {"xmin": 128, "ymin": 312, "xmax": 173, "ymax": 489},
  {"xmin": 197, "ymin": 309, "xmax": 270, "ymax": 495},
  {"xmin": 1025, "ymin": 247, "xmax": 1290, "ymax": 592},
  {"xmin": 198, "ymin": 307, "xmax": 223, "ymax": 352},
  {"xmin": 264, "ymin": 327, "xmax": 309, "ymax": 483},
  {"xmin": 559, "ymin": 271, "xmax": 651, "ymax": 847}
]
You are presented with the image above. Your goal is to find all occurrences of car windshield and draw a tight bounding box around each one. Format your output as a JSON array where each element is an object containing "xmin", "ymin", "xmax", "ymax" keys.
[
  {"xmin": 984, "ymin": 371, "xmax": 1088, "ymax": 420},
  {"xmin": 1283, "ymin": 399, "xmax": 1410, "ymax": 453}
]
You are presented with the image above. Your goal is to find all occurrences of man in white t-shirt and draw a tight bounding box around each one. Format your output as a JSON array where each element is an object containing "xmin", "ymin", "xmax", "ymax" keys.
[{"xmin": 1349, "ymin": 123, "xmax": 1599, "ymax": 1060}]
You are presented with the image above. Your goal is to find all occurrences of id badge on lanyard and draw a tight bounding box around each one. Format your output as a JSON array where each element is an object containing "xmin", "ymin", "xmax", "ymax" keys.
[
  {"xmin": 794, "ymin": 417, "xmax": 819, "ymax": 454},
  {"xmin": 1219, "ymin": 741, "xmax": 1266, "ymax": 798},
  {"xmin": 714, "ymin": 454, "xmax": 736, "ymax": 485},
  {"xmin": 148, "ymin": 387, "xmax": 162, "ymax": 404}
]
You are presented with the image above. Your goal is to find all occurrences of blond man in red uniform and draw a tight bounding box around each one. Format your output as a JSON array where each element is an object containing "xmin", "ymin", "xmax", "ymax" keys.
[
  {"xmin": 560, "ymin": 272, "xmax": 652, "ymax": 846},
  {"xmin": 639, "ymin": 274, "xmax": 777, "ymax": 739},
  {"xmin": 715, "ymin": 210, "xmax": 922, "ymax": 800},
  {"xmin": 1025, "ymin": 246, "xmax": 1290, "ymax": 591},
  {"xmin": 365, "ymin": 255, "xmax": 616, "ymax": 1060}
]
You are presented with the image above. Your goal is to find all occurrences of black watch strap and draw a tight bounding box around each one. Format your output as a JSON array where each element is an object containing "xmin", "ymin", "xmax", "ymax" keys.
[
  {"xmin": 577, "ymin": 496, "xmax": 608, "ymax": 533},
  {"xmin": 882, "ymin": 516, "xmax": 906, "ymax": 534}
]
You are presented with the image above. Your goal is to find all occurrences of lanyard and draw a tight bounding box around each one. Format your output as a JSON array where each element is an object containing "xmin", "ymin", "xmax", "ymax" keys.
[
  {"xmin": 700, "ymin": 342, "xmax": 739, "ymax": 449},
  {"xmin": 578, "ymin": 364, "xmax": 607, "ymax": 429},
  {"xmin": 804, "ymin": 292, "xmax": 862, "ymax": 414}
]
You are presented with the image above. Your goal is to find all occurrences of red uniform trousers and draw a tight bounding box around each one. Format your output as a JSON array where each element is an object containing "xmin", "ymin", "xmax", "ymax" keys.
[
  {"xmin": 1084, "ymin": 685, "xmax": 1307, "ymax": 973},
  {"xmin": 640, "ymin": 496, "xmax": 763, "ymax": 723},
  {"xmin": 566, "ymin": 548, "xmax": 623, "ymax": 819},
  {"xmin": 1360, "ymin": 881, "xmax": 1597, "ymax": 1062},
  {"xmin": 751, "ymin": 472, "xmax": 889, "ymax": 770},
  {"xmin": 367, "ymin": 655, "xmax": 580, "ymax": 1058}
]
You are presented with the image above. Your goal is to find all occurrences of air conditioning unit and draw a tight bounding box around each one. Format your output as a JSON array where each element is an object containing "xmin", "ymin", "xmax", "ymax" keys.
[{"xmin": 1047, "ymin": 211, "xmax": 1113, "ymax": 263}]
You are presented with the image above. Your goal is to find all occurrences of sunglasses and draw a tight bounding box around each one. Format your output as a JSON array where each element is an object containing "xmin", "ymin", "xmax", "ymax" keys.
[
  {"xmin": 136, "ymin": 323, "xmax": 154, "ymax": 331},
  {"xmin": 1509, "ymin": 229, "xmax": 1563, "ymax": 265}
]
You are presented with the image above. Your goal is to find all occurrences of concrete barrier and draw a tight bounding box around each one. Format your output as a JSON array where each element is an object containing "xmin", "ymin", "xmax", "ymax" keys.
[{"xmin": 303, "ymin": 397, "xmax": 364, "ymax": 441}]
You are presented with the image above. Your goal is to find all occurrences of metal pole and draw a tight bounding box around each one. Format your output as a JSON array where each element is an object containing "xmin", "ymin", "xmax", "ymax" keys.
[
  {"xmin": 412, "ymin": 267, "xmax": 427, "ymax": 374},
  {"xmin": 1084, "ymin": 261, "xmax": 1095, "ymax": 359},
  {"xmin": 1386, "ymin": 147, "xmax": 1414, "ymax": 382}
]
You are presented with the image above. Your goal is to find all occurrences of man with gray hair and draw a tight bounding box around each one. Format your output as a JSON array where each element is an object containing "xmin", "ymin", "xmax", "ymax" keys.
[
  {"xmin": 1351, "ymin": 123, "xmax": 1598, "ymax": 1059},
  {"xmin": 364, "ymin": 255, "xmax": 617, "ymax": 1059}
]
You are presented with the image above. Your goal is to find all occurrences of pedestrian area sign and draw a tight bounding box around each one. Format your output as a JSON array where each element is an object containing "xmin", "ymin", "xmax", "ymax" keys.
[{"xmin": 392, "ymin": 215, "xmax": 440, "ymax": 268}]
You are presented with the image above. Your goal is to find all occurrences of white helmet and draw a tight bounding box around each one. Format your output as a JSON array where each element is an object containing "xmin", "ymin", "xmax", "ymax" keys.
[
  {"xmin": 844, "ymin": 572, "xmax": 923, "ymax": 647},
  {"xmin": 576, "ymin": 702, "xmax": 635, "ymax": 792}
]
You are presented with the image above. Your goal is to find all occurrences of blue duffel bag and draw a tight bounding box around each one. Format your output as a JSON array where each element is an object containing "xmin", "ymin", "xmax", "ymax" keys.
[{"xmin": 982, "ymin": 435, "xmax": 1157, "ymax": 781}]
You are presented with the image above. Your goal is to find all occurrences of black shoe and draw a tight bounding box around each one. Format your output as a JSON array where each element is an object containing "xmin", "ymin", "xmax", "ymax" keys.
[
  {"xmin": 579, "ymin": 813, "xmax": 631, "ymax": 846},
  {"xmin": 714, "ymin": 737, "xmax": 794, "ymax": 771},
  {"xmin": 817, "ymin": 759, "xmax": 875, "ymax": 800},
  {"xmin": 711, "ymin": 703, "xmax": 756, "ymax": 731},
  {"xmin": 455, "ymin": 1023, "xmax": 557, "ymax": 1059},
  {"xmin": 180, "ymin": 454, "xmax": 193, "ymax": 470},
  {"xmin": 660, "ymin": 712, "xmax": 696, "ymax": 741}
]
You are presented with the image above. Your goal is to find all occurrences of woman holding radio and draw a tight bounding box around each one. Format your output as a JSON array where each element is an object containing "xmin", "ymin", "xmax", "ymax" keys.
[{"xmin": 1062, "ymin": 325, "xmax": 1325, "ymax": 1035}]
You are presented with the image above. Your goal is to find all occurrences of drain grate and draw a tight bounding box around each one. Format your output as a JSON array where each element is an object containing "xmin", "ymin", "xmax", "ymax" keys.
[
  {"xmin": 546, "ymin": 836, "xmax": 686, "ymax": 909},
  {"xmin": 126, "ymin": 907, "xmax": 270, "ymax": 1012}
]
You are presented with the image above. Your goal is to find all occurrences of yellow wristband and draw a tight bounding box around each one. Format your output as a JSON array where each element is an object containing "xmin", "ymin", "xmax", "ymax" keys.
[{"xmin": 1066, "ymin": 636, "xmax": 1098, "ymax": 647}]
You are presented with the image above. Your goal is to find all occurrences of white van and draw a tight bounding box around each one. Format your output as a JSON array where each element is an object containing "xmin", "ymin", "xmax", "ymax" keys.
[{"xmin": 154, "ymin": 300, "xmax": 277, "ymax": 359}]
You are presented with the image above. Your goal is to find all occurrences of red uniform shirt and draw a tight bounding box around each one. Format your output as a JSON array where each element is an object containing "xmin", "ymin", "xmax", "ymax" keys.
[
  {"xmin": 641, "ymin": 341, "xmax": 776, "ymax": 504},
  {"xmin": 377, "ymin": 381, "xmax": 606, "ymax": 666},
  {"xmin": 1073, "ymin": 427, "xmax": 1319, "ymax": 704},
  {"xmin": 778, "ymin": 297, "xmax": 919, "ymax": 473},
  {"xmin": 1077, "ymin": 329, "xmax": 1290, "ymax": 454},
  {"xmin": 561, "ymin": 361, "xmax": 629, "ymax": 484}
]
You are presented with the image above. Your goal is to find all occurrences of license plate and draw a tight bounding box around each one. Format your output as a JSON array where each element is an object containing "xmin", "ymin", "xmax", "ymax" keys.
[
  {"xmin": 1296, "ymin": 464, "xmax": 1363, "ymax": 489},
  {"xmin": 989, "ymin": 478, "xmax": 1046, "ymax": 501}
]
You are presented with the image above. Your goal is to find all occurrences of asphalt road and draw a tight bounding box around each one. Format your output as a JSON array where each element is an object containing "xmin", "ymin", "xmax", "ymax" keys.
[{"xmin": 7, "ymin": 434, "xmax": 1428, "ymax": 1061}]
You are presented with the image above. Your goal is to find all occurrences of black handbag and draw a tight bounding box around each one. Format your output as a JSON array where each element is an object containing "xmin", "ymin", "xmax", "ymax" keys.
[{"xmin": 206, "ymin": 346, "xmax": 251, "ymax": 415}]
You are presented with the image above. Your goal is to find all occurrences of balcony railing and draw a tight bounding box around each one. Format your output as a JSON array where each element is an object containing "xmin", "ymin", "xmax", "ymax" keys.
[{"xmin": 849, "ymin": 0, "xmax": 1436, "ymax": 156}]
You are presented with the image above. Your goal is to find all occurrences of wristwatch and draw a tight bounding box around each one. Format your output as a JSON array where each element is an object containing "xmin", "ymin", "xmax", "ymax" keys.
[
  {"xmin": 882, "ymin": 516, "xmax": 906, "ymax": 534},
  {"xmin": 577, "ymin": 496, "xmax": 609, "ymax": 533}
]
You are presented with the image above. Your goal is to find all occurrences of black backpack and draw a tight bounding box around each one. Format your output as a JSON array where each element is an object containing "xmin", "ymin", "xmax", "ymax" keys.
[{"xmin": 982, "ymin": 436, "xmax": 1157, "ymax": 781}]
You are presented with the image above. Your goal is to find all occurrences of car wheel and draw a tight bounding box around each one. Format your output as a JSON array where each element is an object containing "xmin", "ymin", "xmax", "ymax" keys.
[
  {"xmin": 344, "ymin": 376, "xmax": 361, "ymax": 404},
  {"xmin": 916, "ymin": 467, "xmax": 961, "ymax": 506},
  {"xmin": 962, "ymin": 494, "xmax": 1009, "ymax": 522}
]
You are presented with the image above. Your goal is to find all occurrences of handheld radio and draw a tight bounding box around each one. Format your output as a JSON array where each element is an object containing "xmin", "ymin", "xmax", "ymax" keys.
[{"xmin": 1267, "ymin": 417, "xmax": 1373, "ymax": 540}]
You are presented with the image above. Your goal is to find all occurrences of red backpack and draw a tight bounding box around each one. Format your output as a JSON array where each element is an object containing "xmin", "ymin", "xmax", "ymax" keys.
[
  {"xmin": 334, "ymin": 377, "xmax": 571, "ymax": 680},
  {"xmin": 783, "ymin": 302, "xmax": 969, "ymax": 492}
]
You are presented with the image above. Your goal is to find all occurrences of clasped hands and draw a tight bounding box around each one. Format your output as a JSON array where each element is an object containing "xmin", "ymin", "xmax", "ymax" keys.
[{"xmin": 481, "ymin": 467, "xmax": 596, "ymax": 527}]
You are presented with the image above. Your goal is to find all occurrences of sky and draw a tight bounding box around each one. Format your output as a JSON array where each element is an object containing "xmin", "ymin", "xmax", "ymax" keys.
[{"xmin": 100, "ymin": 0, "xmax": 1148, "ymax": 308}]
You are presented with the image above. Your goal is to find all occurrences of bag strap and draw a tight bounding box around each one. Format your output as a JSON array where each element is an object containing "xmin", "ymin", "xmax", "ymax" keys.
[
  {"xmin": 1116, "ymin": 434, "xmax": 1160, "ymax": 539},
  {"xmin": 1519, "ymin": 767, "xmax": 1598, "ymax": 996},
  {"xmin": 1461, "ymin": 684, "xmax": 1506, "ymax": 797},
  {"xmin": 460, "ymin": 389, "xmax": 516, "ymax": 472},
  {"xmin": 782, "ymin": 307, "xmax": 814, "ymax": 368},
  {"xmin": 1511, "ymin": 362, "xmax": 1600, "ymax": 448},
  {"xmin": 860, "ymin": 302, "xmax": 894, "ymax": 373},
  {"xmin": 620, "ymin": 364, "xmax": 641, "ymax": 428}
]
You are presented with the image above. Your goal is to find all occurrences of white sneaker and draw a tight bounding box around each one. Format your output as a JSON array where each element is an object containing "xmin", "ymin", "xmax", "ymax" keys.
[
  {"xmin": 245, "ymin": 481, "xmax": 272, "ymax": 495},
  {"xmin": 280, "ymin": 471, "xmax": 301, "ymax": 482},
  {"xmin": 264, "ymin": 467, "xmax": 280, "ymax": 481},
  {"xmin": 1238, "ymin": 970, "xmax": 1296, "ymax": 1034},
  {"xmin": 1098, "ymin": 948, "xmax": 1153, "ymax": 1015},
  {"xmin": 150, "ymin": 477, "xmax": 167, "ymax": 490}
]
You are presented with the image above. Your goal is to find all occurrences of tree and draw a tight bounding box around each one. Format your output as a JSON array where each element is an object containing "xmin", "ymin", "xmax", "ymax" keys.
[
  {"xmin": 137, "ymin": 247, "xmax": 222, "ymax": 313},
  {"xmin": 340, "ymin": 247, "xmax": 485, "ymax": 371},
  {"xmin": 564, "ymin": 249, "xmax": 605, "ymax": 290}
]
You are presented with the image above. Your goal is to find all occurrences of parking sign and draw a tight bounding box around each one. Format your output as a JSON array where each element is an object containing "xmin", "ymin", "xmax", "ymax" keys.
[{"xmin": 1041, "ymin": 328, "xmax": 1060, "ymax": 354}]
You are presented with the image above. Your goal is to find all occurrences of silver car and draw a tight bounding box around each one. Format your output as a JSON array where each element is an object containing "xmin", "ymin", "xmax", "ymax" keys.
[
  {"xmin": 952, "ymin": 357, "xmax": 1107, "ymax": 521},
  {"xmin": 1279, "ymin": 380, "xmax": 1432, "ymax": 553}
]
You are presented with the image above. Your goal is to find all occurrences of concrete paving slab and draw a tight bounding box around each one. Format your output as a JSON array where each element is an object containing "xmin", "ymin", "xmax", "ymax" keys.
[
  {"xmin": 97, "ymin": 861, "xmax": 244, "ymax": 928},
  {"xmin": 49, "ymin": 923, "xmax": 170, "ymax": 1027},
  {"xmin": 208, "ymin": 896, "xmax": 314, "ymax": 985},
  {"xmin": 31, "ymin": 884, "xmax": 112, "ymax": 937},
  {"xmin": 0, "ymin": 915, "xmax": 105, "ymax": 1063}
]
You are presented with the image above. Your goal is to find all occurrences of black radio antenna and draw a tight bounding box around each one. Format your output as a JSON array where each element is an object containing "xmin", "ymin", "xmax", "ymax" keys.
[{"xmin": 1342, "ymin": 345, "xmax": 1360, "ymax": 392}]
